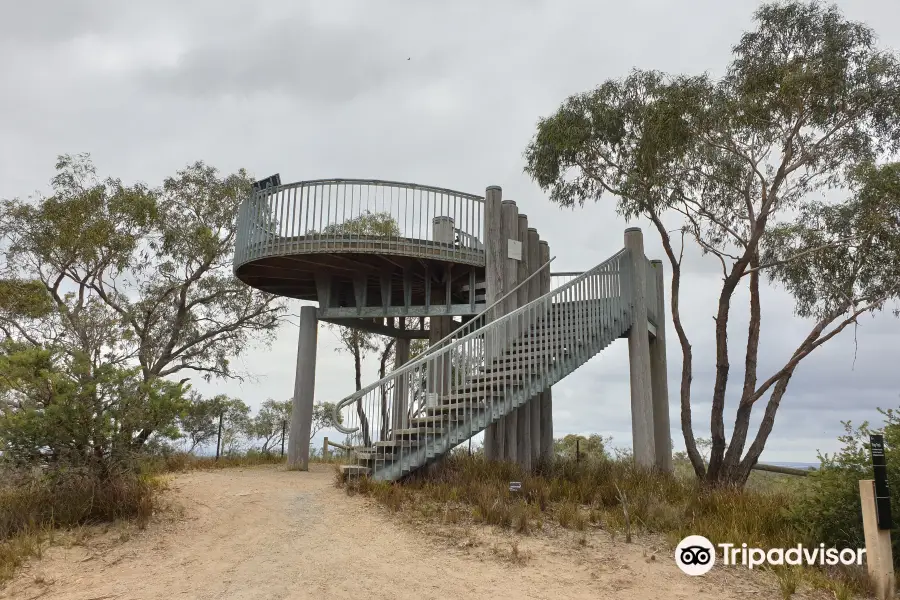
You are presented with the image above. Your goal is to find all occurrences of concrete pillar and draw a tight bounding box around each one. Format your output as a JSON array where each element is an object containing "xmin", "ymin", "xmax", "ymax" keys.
[
  {"xmin": 287, "ymin": 305, "xmax": 318, "ymax": 470},
  {"xmin": 515, "ymin": 214, "xmax": 532, "ymax": 472},
  {"xmin": 624, "ymin": 227, "xmax": 655, "ymax": 468},
  {"xmin": 483, "ymin": 186, "xmax": 503, "ymax": 461},
  {"xmin": 538, "ymin": 240, "xmax": 554, "ymax": 463},
  {"xmin": 500, "ymin": 200, "xmax": 519, "ymax": 462},
  {"xmin": 649, "ymin": 260, "xmax": 672, "ymax": 472},
  {"xmin": 527, "ymin": 228, "xmax": 542, "ymax": 467}
]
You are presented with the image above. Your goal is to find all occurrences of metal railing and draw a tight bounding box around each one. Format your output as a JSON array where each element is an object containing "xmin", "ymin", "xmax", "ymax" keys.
[
  {"xmin": 551, "ymin": 272, "xmax": 583, "ymax": 291},
  {"xmin": 332, "ymin": 249, "xmax": 632, "ymax": 476},
  {"xmin": 234, "ymin": 179, "xmax": 486, "ymax": 270},
  {"xmin": 331, "ymin": 255, "xmax": 556, "ymax": 430}
]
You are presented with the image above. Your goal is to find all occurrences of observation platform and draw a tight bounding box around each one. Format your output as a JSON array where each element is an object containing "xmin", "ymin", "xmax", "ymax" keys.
[{"xmin": 233, "ymin": 179, "xmax": 490, "ymax": 338}]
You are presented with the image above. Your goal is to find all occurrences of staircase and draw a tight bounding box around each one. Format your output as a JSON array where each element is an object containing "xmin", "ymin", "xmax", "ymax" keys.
[{"xmin": 333, "ymin": 249, "xmax": 635, "ymax": 481}]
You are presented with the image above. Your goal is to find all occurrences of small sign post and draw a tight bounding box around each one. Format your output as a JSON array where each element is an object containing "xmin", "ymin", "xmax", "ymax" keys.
[
  {"xmin": 871, "ymin": 434, "xmax": 893, "ymax": 530},
  {"xmin": 509, "ymin": 481, "xmax": 521, "ymax": 493},
  {"xmin": 860, "ymin": 433, "xmax": 895, "ymax": 600}
]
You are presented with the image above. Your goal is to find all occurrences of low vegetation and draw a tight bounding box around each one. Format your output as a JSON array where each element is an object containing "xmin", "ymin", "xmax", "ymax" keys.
[{"xmin": 340, "ymin": 411, "xmax": 900, "ymax": 598}]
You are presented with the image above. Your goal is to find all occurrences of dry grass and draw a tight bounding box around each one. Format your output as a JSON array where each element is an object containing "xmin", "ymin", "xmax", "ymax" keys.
[
  {"xmin": 0, "ymin": 450, "xmax": 287, "ymax": 583},
  {"xmin": 0, "ymin": 463, "xmax": 161, "ymax": 583},
  {"xmin": 144, "ymin": 451, "xmax": 286, "ymax": 474},
  {"xmin": 338, "ymin": 454, "xmax": 872, "ymax": 597}
]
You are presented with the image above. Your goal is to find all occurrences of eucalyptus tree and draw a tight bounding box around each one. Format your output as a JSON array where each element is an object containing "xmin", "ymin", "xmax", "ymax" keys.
[
  {"xmin": 524, "ymin": 1, "xmax": 900, "ymax": 485},
  {"xmin": 0, "ymin": 154, "xmax": 286, "ymax": 454}
]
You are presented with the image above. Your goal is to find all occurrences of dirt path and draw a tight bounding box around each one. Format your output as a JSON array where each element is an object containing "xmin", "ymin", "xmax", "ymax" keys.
[{"xmin": 2, "ymin": 465, "xmax": 802, "ymax": 600}]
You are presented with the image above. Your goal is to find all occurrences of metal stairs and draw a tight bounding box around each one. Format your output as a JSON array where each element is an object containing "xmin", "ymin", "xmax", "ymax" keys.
[{"xmin": 333, "ymin": 249, "xmax": 635, "ymax": 481}]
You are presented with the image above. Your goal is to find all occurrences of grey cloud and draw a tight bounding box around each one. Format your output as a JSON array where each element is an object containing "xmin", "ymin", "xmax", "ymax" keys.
[{"xmin": 140, "ymin": 17, "xmax": 448, "ymax": 105}]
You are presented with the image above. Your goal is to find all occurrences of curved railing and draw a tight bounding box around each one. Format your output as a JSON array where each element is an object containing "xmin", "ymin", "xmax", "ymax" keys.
[
  {"xmin": 234, "ymin": 179, "xmax": 486, "ymax": 270},
  {"xmin": 330, "ymin": 249, "xmax": 631, "ymax": 455}
]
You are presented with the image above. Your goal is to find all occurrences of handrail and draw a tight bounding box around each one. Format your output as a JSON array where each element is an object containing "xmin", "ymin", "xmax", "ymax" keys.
[
  {"xmin": 235, "ymin": 179, "xmax": 487, "ymax": 271},
  {"xmin": 332, "ymin": 248, "xmax": 629, "ymax": 434},
  {"xmin": 251, "ymin": 178, "xmax": 485, "ymax": 202},
  {"xmin": 331, "ymin": 256, "xmax": 556, "ymax": 429}
]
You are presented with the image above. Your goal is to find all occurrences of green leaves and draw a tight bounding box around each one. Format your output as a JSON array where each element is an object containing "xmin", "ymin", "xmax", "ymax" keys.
[
  {"xmin": 761, "ymin": 161, "xmax": 900, "ymax": 319},
  {"xmin": 0, "ymin": 343, "xmax": 189, "ymax": 465},
  {"xmin": 0, "ymin": 154, "xmax": 289, "ymax": 461},
  {"xmin": 524, "ymin": 1, "xmax": 900, "ymax": 485}
]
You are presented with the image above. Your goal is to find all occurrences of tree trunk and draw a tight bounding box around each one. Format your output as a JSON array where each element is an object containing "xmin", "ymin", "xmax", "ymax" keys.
[
  {"xmin": 353, "ymin": 346, "xmax": 371, "ymax": 447},
  {"xmin": 721, "ymin": 253, "xmax": 761, "ymax": 482},
  {"xmin": 647, "ymin": 212, "xmax": 705, "ymax": 477},
  {"xmin": 378, "ymin": 339, "xmax": 395, "ymax": 440},
  {"xmin": 736, "ymin": 371, "xmax": 795, "ymax": 485}
]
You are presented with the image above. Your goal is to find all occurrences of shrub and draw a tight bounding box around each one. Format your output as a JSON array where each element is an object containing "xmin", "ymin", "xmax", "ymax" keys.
[{"xmin": 791, "ymin": 408, "xmax": 900, "ymax": 567}]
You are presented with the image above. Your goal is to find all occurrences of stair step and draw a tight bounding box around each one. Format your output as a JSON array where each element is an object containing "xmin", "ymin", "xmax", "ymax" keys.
[
  {"xmin": 453, "ymin": 379, "xmax": 510, "ymax": 392},
  {"xmin": 374, "ymin": 440, "xmax": 420, "ymax": 448},
  {"xmin": 356, "ymin": 451, "xmax": 395, "ymax": 461},
  {"xmin": 512, "ymin": 337, "xmax": 586, "ymax": 350},
  {"xmin": 468, "ymin": 371, "xmax": 528, "ymax": 383},
  {"xmin": 393, "ymin": 427, "xmax": 444, "ymax": 437},
  {"xmin": 494, "ymin": 350, "xmax": 565, "ymax": 364},
  {"xmin": 426, "ymin": 401, "xmax": 487, "ymax": 414},
  {"xmin": 409, "ymin": 414, "xmax": 447, "ymax": 425},
  {"xmin": 442, "ymin": 389, "xmax": 496, "ymax": 401},
  {"xmin": 340, "ymin": 465, "xmax": 371, "ymax": 478},
  {"xmin": 504, "ymin": 340, "xmax": 574, "ymax": 352}
]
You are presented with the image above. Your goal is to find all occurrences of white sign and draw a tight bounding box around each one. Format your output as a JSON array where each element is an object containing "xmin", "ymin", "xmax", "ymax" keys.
[
  {"xmin": 507, "ymin": 239, "xmax": 522, "ymax": 261},
  {"xmin": 509, "ymin": 481, "xmax": 522, "ymax": 492}
]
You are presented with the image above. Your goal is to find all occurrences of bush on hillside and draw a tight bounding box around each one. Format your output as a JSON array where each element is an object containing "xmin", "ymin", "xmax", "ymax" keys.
[{"xmin": 792, "ymin": 408, "xmax": 900, "ymax": 567}]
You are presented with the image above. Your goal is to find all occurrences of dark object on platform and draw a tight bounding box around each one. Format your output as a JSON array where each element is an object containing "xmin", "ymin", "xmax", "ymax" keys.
[{"xmin": 252, "ymin": 174, "xmax": 281, "ymax": 192}]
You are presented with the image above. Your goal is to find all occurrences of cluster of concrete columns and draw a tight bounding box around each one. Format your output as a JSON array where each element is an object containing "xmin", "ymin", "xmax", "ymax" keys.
[{"xmin": 482, "ymin": 187, "xmax": 554, "ymax": 467}]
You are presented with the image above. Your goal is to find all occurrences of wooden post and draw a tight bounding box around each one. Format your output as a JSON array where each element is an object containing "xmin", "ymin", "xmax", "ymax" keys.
[
  {"xmin": 860, "ymin": 479, "xmax": 895, "ymax": 599},
  {"xmin": 323, "ymin": 436, "xmax": 329, "ymax": 461},
  {"xmin": 624, "ymin": 227, "xmax": 655, "ymax": 468},
  {"xmin": 430, "ymin": 217, "xmax": 455, "ymax": 400},
  {"xmin": 649, "ymin": 260, "xmax": 672, "ymax": 472},
  {"xmin": 280, "ymin": 420, "xmax": 286, "ymax": 457},
  {"xmin": 500, "ymin": 200, "xmax": 519, "ymax": 463},
  {"xmin": 527, "ymin": 228, "xmax": 542, "ymax": 467},
  {"xmin": 538, "ymin": 240, "xmax": 554, "ymax": 463},
  {"xmin": 515, "ymin": 213, "xmax": 532, "ymax": 472},
  {"xmin": 215, "ymin": 411, "xmax": 223, "ymax": 461},
  {"xmin": 483, "ymin": 186, "xmax": 503, "ymax": 461}
]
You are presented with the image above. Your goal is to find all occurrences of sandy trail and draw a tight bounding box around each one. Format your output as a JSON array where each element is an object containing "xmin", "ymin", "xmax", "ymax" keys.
[{"xmin": 2, "ymin": 465, "xmax": 795, "ymax": 600}]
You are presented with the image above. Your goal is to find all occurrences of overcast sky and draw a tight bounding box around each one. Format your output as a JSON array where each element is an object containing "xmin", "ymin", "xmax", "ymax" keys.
[{"xmin": 2, "ymin": 0, "xmax": 898, "ymax": 463}]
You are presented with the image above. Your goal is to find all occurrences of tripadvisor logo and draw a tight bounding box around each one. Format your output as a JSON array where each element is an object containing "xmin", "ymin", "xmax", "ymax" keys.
[
  {"xmin": 676, "ymin": 535, "xmax": 716, "ymax": 576},
  {"xmin": 675, "ymin": 536, "xmax": 866, "ymax": 575}
]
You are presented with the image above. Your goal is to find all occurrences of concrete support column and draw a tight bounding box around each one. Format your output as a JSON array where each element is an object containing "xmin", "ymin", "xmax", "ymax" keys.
[
  {"xmin": 538, "ymin": 240, "xmax": 554, "ymax": 463},
  {"xmin": 287, "ymin": 305, "xmax": 318, "ymax": 470},
  {"xmin": 500, "ymin": 200, "xmax": 520, "ymax": 462},
  {"xmin": 483, "ymin": 186, "xmax": 503, "ymax": 461},
  {"xmin": 650, "ymin": 260, "xmax": 673, "ymax": 472},
  {"xmin": 515, "ymin": 214, "xmax": 532, "ymax": 472},
  {"xmin": 624, "ymin": 227, "xmax": 655, "ymax": 468},
  {"xmin": 527, "ymin": 228, "xmax": 542, "ymax": 467}
]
